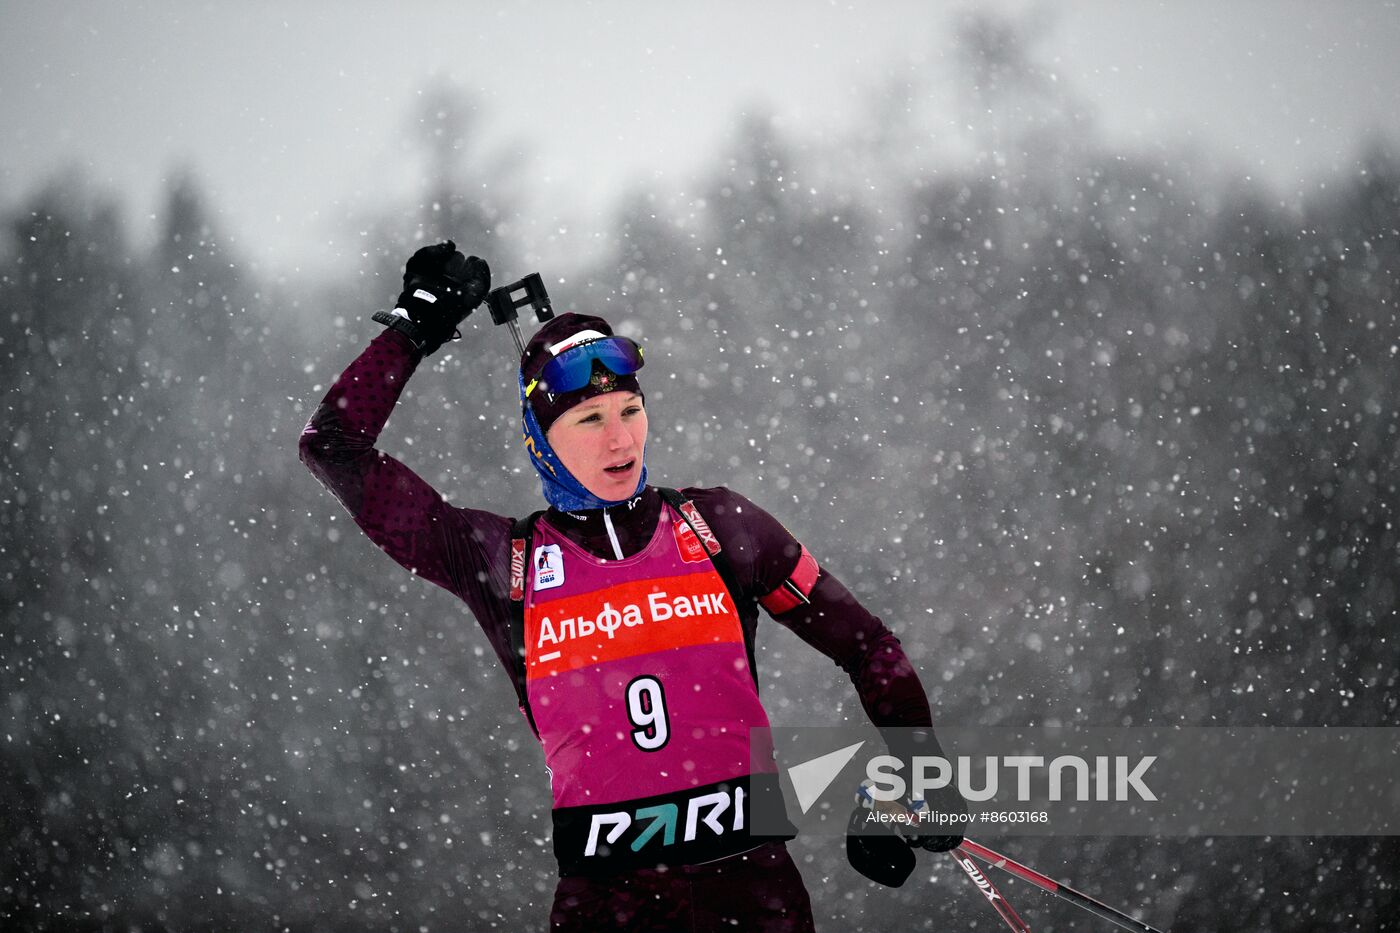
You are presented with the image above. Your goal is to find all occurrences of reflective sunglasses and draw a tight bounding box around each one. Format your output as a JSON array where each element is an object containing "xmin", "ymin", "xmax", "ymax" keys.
[{"xmin": 526, "ymin": 336, "xmax": 645, "ymax": 398}]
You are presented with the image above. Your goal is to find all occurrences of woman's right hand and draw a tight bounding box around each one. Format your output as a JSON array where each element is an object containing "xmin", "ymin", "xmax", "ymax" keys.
[{"xmin": 373, "ymin": 241, "xmax": 490, "ymax": 355}]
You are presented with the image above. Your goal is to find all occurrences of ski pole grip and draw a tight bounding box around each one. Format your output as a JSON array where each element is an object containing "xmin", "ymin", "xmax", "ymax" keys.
[{"xmin": 487, "ymin": 272, "xmax": 554, "ymax": 326}]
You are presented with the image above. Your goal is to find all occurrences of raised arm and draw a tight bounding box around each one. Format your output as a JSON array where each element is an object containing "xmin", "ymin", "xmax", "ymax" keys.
[
  {"xmin": 299, "ymin": 328, "xmax": 461, "ymax": 589},
  {"xmin": 298, "ymin": 242, "xmax": 499, "ymax": 595}
]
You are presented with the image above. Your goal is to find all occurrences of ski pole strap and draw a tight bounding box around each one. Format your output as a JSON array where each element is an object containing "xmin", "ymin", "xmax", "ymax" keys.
[
  {"xmin": 371, "ymin": 309, "xmax": 433, "ymax": 353},
  {"xmin": 508, "ymin": 510, "xmax": 546, "ymax": 738}
]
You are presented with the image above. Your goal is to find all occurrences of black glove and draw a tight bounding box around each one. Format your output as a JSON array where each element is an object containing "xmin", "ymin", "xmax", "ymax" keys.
[
  {"xmin": 372, "ymin": 241, "xmax": 490, "ymax": 355},
  {"xmin": 846, "ymin": 803, "xmax": 917, "ymax": 887},
  {"xmin": 896, "ymin": 795, "xmax": 965, "ymax": 853},
  {"xmin": 878, "ymin": 727, "xmax": 968, "ymax": 853}
]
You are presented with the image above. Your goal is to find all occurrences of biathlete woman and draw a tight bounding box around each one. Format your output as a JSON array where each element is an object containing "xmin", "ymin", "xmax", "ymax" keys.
[{"xmin": 299, "ymin": 242, "xmax": 962, "ymax": 931}]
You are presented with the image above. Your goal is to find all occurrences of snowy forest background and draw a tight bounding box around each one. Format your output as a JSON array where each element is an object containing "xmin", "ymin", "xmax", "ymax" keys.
[{"xmin": 3, "ymin": 12, "xmax": 1398, "ymax": 932}]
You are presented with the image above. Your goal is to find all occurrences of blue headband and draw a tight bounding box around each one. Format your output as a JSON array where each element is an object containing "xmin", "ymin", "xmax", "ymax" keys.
[{"xmin": 518, "ymin": 372, "xmax": 647, "ymax": 512}]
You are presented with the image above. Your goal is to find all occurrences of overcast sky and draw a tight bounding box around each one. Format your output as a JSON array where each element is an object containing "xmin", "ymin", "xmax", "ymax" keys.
[{"xmin": 3, "ymin": 1, "xmax": 1397, "ymax": 277}]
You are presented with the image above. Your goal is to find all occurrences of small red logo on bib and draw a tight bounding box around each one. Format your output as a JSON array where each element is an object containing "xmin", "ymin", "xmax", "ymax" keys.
[
  {"xmin": 674, "ymin": 520, "xmax": 707, "ymax": 563},
  {"xmin": 679, "ymin": 502, "xmax": 722, "ymax": 555}
]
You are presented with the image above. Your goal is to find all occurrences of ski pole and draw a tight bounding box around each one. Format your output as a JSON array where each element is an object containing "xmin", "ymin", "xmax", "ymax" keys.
[
  {"xmin": 949, "ymin": 846, "xmax": 1031, "ymax": 932},
  {"xmin": 856, "ymin": 783, "xmax": 1032, "ymax": 930},
  {"xmin": 960, "ymin": 838, "xmax": 1167, "ymax": 933}
]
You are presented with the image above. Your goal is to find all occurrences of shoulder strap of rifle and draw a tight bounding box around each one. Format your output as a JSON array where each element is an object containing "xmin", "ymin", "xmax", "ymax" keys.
[
  {"xmin": 508, "ymin": 510, "xmax": 546, "ymax": 737},
  {"xmin": 655, "ymin": 487, "xmax": 759, "ymax": 686}
]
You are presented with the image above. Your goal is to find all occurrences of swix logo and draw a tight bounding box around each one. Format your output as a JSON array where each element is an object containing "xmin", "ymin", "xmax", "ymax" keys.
[
  {"xmin": 509, "ymin": 539, "xmax": 526, "ymax": 600},
  {"xmin": 957, "ymin": 856, "xmax": 1001, "ymax": 903},
  {"xmin": 679, "ymin": 502, "xmax": 721, "ymax": 555}
]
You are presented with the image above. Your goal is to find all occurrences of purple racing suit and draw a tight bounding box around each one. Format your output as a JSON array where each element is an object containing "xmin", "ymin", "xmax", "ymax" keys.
[{"xmin": 299, "ymin": 329, "xmax": 937, "ymax": 929}]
